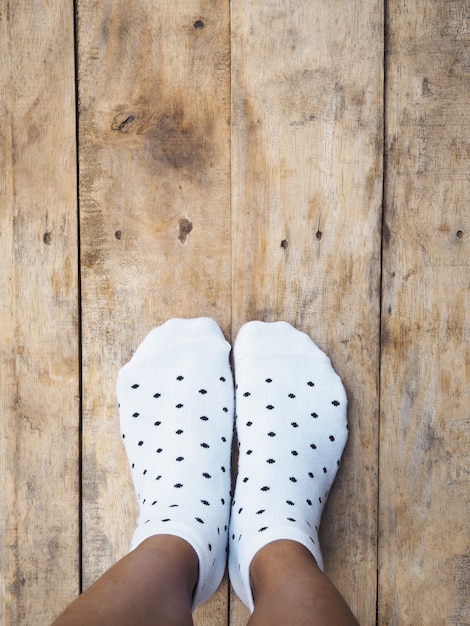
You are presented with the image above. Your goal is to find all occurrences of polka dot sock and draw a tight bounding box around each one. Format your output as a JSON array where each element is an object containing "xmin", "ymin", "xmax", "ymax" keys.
[
  {"xmin": 117, "ymin": 318, "xmax": 234, "ymax": 608},
  {"xmin": 228, "ymin": 321, "xmax": 349, "ymax": 612}
]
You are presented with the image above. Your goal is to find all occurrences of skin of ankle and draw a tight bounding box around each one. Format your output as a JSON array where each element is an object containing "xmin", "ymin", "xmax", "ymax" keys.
[
  {"xmin": 51, "ymin": 535, "xmax": 199, "ymax": 626},
  {"xmin": 248, "ymin": 540, "xmax": 359, "ymax": 626}
]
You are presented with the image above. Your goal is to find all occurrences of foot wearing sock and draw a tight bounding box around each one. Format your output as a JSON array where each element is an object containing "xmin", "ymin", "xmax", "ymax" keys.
[
  {"xmin": 117, "ymin": 318, "xmax": 234, "ymax": 608},
  {"xmin": 229, "ymin": 321, "xmax": 349, "ymax": 611}
]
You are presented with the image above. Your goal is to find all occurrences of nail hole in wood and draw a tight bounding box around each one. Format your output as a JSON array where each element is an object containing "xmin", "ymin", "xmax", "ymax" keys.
[
  {"xmin": 193, "ymin": 20, "xmax": 205, "ymax": 29},
  {"xmin": 280, "ymin": 239, "xmax": 288, "ymax": 249},
  {"xmin": 178, "ymin": 218, "xmax": 193, "ymax": 243},
  {"xmin": 456, "ymin": 230, "xmax": 463, "ymax": 239},
  {"xmin": 316, "ymin": 231, "xmax": 322, "ymax": 240},
  {"xmin": 43, "ymin": 231, "xmax": 52, "ymax": 245},
  {"xmin": 115, "ymin": 230, "xmax": 122, "ymax": 240}
]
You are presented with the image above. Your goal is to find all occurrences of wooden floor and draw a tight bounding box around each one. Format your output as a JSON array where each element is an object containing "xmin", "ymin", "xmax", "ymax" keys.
[{"xmin": 1, "ymin": 1, "xmax": 469, "ymax": 624}]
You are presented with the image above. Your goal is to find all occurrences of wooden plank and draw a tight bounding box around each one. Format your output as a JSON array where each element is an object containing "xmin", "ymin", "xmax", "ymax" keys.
[
  {"xmin": 76, "ymin": 1, "xmax": 231, "ymax": 623},
  {"xmin": 230, "ymin": 2, "xmax": 383, "ymax": 624},
  {"xmin": 0, "ymin": 1, "xmax": 79, "ymax": 623},
  {"xmin": 380, "ymin": 2, "xmax": 470, "ymax": 624}
]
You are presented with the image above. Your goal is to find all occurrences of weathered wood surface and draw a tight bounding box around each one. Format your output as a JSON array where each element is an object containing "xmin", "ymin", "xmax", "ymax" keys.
[
  {"xmin": 2, "ymin": 1, "xmax": 470, "ymax": 624},
  {"xmin": 76, "ymin": 0, "xmax": 231, "ymax": 623},
  {"xmin": 380, "ymin": 2, "xmax": 470, "ymax": 624},
  {"xmin": 0, "ymin": 1, "xmax": 79, "ymax": 624},
  {"xmin": 230, "ymin": 2, "xmax": 383, "ymax": 624}
]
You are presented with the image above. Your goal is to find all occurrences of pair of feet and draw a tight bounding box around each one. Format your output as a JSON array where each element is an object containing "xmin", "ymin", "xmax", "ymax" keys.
[{"xmin": 118, "ymin": 318, "xmax": 348, "ymax": 611}]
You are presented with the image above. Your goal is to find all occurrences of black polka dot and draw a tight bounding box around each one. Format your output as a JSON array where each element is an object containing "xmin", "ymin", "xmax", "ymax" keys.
[
  {"xmin": 138, "ymin": 441, "xmax": 144, "ymax": 446},
  {"xmin": 289, "ymin": 477, "xmax": 297, "ymax": 482},
  {"xmin": 169, "ymin": 504, "xmax": 178, "ymax": 508},
  {"xmin": 200, "ymin": 415, "xmax": 209, "ymax": 421},
  {"xmin": 332, "ymin": 400, "xmax": 340, "ymax": 406},
  {"xmin": 246, "ymin": 421, "xmax": 253, "ymax": 427},
  {"xmin": 199, "ymin": 389, "xmax": 207, "ymax": 394},
  {"xmin": 223, "ymin": 407, "xmax": 228, "ymax": 412},
  {"xmin": 291, "ymin": 422, "xmax": 298, "ymax": 428},
  {"xmin": 307, "ymin": 381, "xmax": 314, "ymax": 386},
  {"xmin": 287, "ymin": 517, "xmax": 296, "ymax": 522},
  {"xmin": 176, "ymin": 456, "xmax": 184, "ymax": 462},
  {"xmin": 152, "ymin": 501, "xmax": 157, "ymax": 505},
  {"xmin": 221, "ymin": 498, "xmax": 225, "ymax": 505},
  {"xmin": 221, "ymin": 466, "xmax": 226, "ymax": 472},
  {"xmin": 266, "ymin": 458, "xmax": 275, "ymax": 464},
  {"xmin": 261, "ymin": 486, "xmax": 270, "ymax": 491},
  {"xmin": 346, "ymin": 424, "xmax": 350, "ymax": 430},
  {"xmin": 131, "ymin": 463, "xmax": 135, "ymax": 468},
  {"xmin": 268, "ymin": 431, "xmax": 276, "ymax": 437},
  {"xmin": 176, "ymin": 403, "xmax": 183, "ymax": 409},
  {"xmin": 176, "ymin": 375, "xmax": 184, "ymax": 381},
  {"xmin": 323, "ymin": 467, "xmax": 327, "ymax": 473},
  {"xmin": 222, "ymin": 436, "xmax": 227, "ymax": 442},
  {"xmin": 132, "ymin": 412, "xmax": 140, "ymax": 418},
  {"xmin": 156, "ymin": 448, "xmax": 162, "ymax": 453},
  {"xmin": 311, "ymin": 443, "xmax": 317, "ymax": 450},
  {"xmin": 319, "ymin": 497, "xmax": 322, "ymax": 503},
  {"xmin": 308, "ymin": 472, "xmax": 314, "ymax": 478},
  {"xmin": 143, "ymin": 469, "xmax": 147, "ymax": 475},
  {"xmin": 311, "ymin": 412, "xmax": 318, "ymax": 418},
  {"xmin": 265, "ymin": 378, "xmax": 272, "ymax": 383},
  {"xmin": 247, "ymin": 450, "xmax": 253, "ymax": 455},
  {"xmin": 174, "ymin": 483, "xmax": 183, "ymax": 488},
  {"xmin": 286, "ymin": 500, "xmax": 295, "ymax": 506},
  {"xmin": 243, "ymin": 392, "xmax": 251, "ymax": 397},
  {"xmin": 291, "ymin": 450, "xmax": 298, "ymax": 456},
  {"xmin": 122, "ymin": 434, "xmax": 125, "ymax": 439},
  {"xmin": 329, "ymin": 435, "xmax": 335, "ymax": 441},
  {"xmin": 201, "ymin": 499, "xmax": 210, "ymax": 506},
  {"xmin": 203, "ymin": 473, "xmax": 212, "ymax": 479},
  {"xmin": 220, "ymin": 377, "xmax": 226, "ymax": 382},
  {"xmin": 307, "ymin": 499, "xmax": 312, "ymax": 505},
  {"xmin": 243, "ymin": 477, "xmax": 249, "ymax": 483},
  {"xmin": 266, "ymin": 404, "xmax": 274, "ymax": 410},
  {"xmin": 208, "ymin": 543, "xmax": 212, "ymax": 551},
  {"xmin": 201, "ymin": 442, "xmax": 210, "ymax": 448},
  {"xmin": 256, "ymin": 509, "xmax": 265, "ymax": 514},
  {"xmin": 156, "ymin": 475, "xmax": 161, "ymax": 480},
  {"xmin": 288, "ymin": 393, "xmax": 296, "ymax": 398},
  {"xmin": 259, "ymin": 527, "xmax": 268, "ymax": 532},
  {"xmin": 337, "ymin": 460, "xmax": 340, "ymax": 466},
  {"xmin": 176, "ymin": 429, "xmax": 183, "ymax": 434},
  {"xmin": 162, "ymin": 518, "xmax": 170, "ymax": 522},
  {"xmin": 131, "ymin": 384, "xmax": 139, "ymax": 389},
  {"xmin": 195, "ymin": 517, "xmax": 204, "ymax": 524},
  {"xmin": 153, "ymin": 393, "xmax": 161, "ymax": 398},
  {"xmin": 154, "ymin": 421, "xmax": 161, "ymax": 426},
  {"xmin": 238, "ymin": 508, "xmax": 243, "ymax": 514}
]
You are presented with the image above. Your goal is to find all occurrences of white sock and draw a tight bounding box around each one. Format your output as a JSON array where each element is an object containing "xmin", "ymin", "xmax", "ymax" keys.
[
  {"xmin": 117, "ymin": 318, "xmax": 234, "ymax": 608},
  {"xmin": 229, "ymin": 321, "xmax": 349, "ymax": 612}
]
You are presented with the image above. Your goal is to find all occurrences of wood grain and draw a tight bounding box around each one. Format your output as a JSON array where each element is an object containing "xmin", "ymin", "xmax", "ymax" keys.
[
  {"xmin": 76, "ymin": 1, "xmax": 231, "ymax": 623},
  {"xmin": 230, "ymin": 2, "xmax": 384, "ymax": 624},
  {"xmin": 380, "ymin": 1, "xmax": 470, "ymax": 624},
  {"xmin": 0, "ymin": 1, "xmax": 79, "ymax": 623}
]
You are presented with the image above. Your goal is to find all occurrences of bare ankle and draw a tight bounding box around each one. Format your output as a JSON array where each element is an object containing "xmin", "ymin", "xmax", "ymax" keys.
[{"xmin": 248, "ymin": 540, "xmax": 359, "ymax": 626}]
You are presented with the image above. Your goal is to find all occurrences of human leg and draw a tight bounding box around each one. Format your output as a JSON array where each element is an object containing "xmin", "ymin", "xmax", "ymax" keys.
[
  {"xmin": 229, "ymin": 321, "xmax": 358, "ymax": 624},
  {"xmin": 52, "ymin": 318, "xmax": 234, "ymax": 624},
  {"xmin": 51, "ymin": 535, "xmax": 198, "ymax": 626},
  {"xmin": 248, "ymin": 540, "xmax": 358, "ymax": 626}
]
